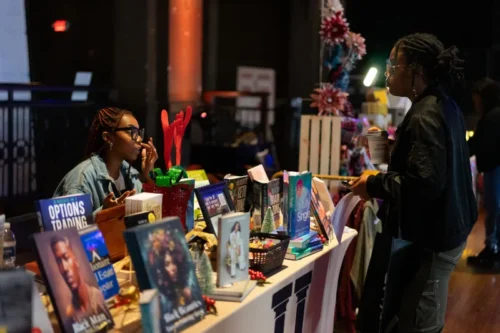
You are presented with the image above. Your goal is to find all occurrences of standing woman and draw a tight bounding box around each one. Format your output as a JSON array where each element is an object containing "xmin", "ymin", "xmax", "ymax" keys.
[
  {"xmin": 54, "ymin": 107, "xmax": 158, "ymax": 212},
  {"xmin": 467, "ymin": 78, "xmax": 500, "ymax": 262},
  {"xmin": 351, "ymin": 33, "xmax": 477, "ymax": 332}
]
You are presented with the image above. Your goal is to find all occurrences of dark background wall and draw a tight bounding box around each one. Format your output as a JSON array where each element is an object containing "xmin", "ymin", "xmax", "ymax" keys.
[{"xmin": 25, "ymin": 0, "xmax": 498, "ymax": 109}]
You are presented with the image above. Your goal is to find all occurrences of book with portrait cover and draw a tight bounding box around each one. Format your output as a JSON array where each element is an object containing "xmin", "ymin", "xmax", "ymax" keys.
[
  {"xmin": 35, "ymin": 194, "xmax": 94, "ymax": 232},
  {"xmin": 34, "ymin": 228, "xmax": 114, "ymax": 333},
  {"xmin": 124, "ymin": 217, "xmax": 205, "ymax": 333},
  {"xmin": 79, "ymin": 226, "xmax": 120, "ymax": 302},
  {"xmin": 216, "ymin": 212, "xmax": 250, "ymax": 287}
]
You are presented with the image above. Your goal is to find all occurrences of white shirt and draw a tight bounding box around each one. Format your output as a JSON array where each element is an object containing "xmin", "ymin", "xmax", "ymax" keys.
[{"xmin": 114, "ymin": 172, "xmax": 126, "ymax": 192}]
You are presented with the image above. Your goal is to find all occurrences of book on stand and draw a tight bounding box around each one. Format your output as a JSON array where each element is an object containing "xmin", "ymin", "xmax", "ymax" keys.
[
  {"xmin": 186, "ymin": 169, "xmax": 211, "ymax": 221},
  {"xmin": 282, "ymin": 171, "xmax": 312, "ymax": 239},
  {"xmin": 216, "ymin": 212, "xmax": 250, "ymax": 287},
  {"xmin": 35, "ymin": 193, "xmax": 94, "ymax": 232},
  {"xmin": 310, "ymin": 177, "xmax": 336, "ymax": 243},
  {"xmin": 224, "ymin": 174, "xmax": 248, "ymax": 212},
  {"xmin": 79, "ymin": 225, "xmax": 120, "ymax": 304},
  {"xmin": 252, "ymin": 178, "xmax": 281, "ymax": 230},
  {"xmin": 33, "ymin": 227, "xmax": 114, "ymax": 333},
  {"xmin": 123, "ymin": 217, "xmax": 205, "ymax": 332}
]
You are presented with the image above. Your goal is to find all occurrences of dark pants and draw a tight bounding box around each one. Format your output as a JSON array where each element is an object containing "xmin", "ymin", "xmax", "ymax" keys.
[
  {"xmin": 395, "ymin": 242, "xmax": 465, "ymax": 333},
  {"xmin": 484, "ymin": 167, "xmax": 500, "ymax": 247}
]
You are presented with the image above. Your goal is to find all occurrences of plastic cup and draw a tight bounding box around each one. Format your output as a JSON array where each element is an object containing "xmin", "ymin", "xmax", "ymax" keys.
[{"xmin": 366, "ymin": 130, "xmax": 389, "ymax": 164}]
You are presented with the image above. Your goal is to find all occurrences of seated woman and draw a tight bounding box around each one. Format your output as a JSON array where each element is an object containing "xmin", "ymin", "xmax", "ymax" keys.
[{"xmin": 54, "ymin": 107, "xmax": 158, "ymax": 212}]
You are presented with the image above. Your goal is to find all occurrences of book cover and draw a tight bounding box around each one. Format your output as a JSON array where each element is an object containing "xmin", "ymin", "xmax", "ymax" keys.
[
  {"xmin": 139, "ymin": 289, "xmax": 161, "ymax": 333},
  {"xmin": 34, "ymin": 228, "xmax": 114, "ymax": 333},
  {"xmin": 285, "ymin": 242, "xmax": 323, "ymax": 260},
  {"xmin": 247, "ymin": 164, "xmax": 269, "ymax": 182},
  {"xmin": 224, "ymin": 174, "xmax": 248, "ymax": 212},
  {"xmin": 123, "ymin": 217, "xmax": 205, "ymax": 333},
  {"xmin": 195, "ymin": 182, "xmax": 235, "ymax": 236},
  {"xmin": 186, "ymin": 170, "xmax": 210, "ymax": 220},
  {"xmin": 0, "ymin": 269, "xmax": 33, "ymax": 332},
  {"xmin": 124, "ymin": 211, "xmax": 157, "ymax": 229},
  {"xmin": 35, "ymin": 194, "xmax": 94, "ymax": 232},
  {"xmin": 125, "ymin": 192, "xmax": 163, "ymax": 220},
  {"xmin": 252, "ymin": 179, "xmax": 281, "ymax": 230},
  {"xmin": 216, "ymin": 212, "xmax": 250, "ymax": 287},
  {"xmin": 311, "ymin": 177, "xmax": 335, "ymax": 242},
  {"xmin": 79, "ymin": 226, "xmax": 120, "ymax": 302},
  {"xmin": 283, "ymin": 171, "xmax": 312, "ymax": 239},
  {"xmin": 289, "ymin": 230, "xmax": 318, "ymax": 249}
]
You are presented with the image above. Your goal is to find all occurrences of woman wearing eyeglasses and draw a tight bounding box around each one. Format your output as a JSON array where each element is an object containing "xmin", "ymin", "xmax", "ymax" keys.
[
  {"xmin": 351, "ymin": 33, "xmax": 477, "ymax": 332},
  {"xmin": 54, "ymin": 107, "xmax": 158, "ymax": 212}
]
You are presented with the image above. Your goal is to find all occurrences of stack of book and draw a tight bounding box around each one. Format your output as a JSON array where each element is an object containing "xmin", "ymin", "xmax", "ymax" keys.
[{"xmin": 285, "ymin": 230, "xmax": 324, "ymax": 260}]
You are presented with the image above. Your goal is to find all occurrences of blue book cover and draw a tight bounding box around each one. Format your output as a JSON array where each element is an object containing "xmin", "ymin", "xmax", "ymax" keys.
[
  {"xmin": 79, "ymin": 226, "xmax": 119, "ymax": 301},
  {"xmin": 35, "ymin": 194, "xmax": 94, "ymax": 232},
  {"xmin": 283, "ymin": 171, "xmax": 312, "ymax": 239},
  {"xmin": 124, "ymin": 217, "xmax": 205, "ymax": 333}
]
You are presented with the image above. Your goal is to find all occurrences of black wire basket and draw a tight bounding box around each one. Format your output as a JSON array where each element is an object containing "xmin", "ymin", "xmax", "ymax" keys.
[{"xmin": 249, "ymin": 232, "xmax": 290, "ymax": 275}]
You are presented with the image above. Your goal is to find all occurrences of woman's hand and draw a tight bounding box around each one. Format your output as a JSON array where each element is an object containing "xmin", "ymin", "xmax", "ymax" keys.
[
  {"xmin": 103, "ymin": 189, "xmax": 136, "ymax": 209},
  {"xmin": 350, "ymin": 173, "xmax": 372, "ymax": 200},
  {"xmin": 141, "ymin": 137, "xmax": 159, "ymax": 183}
]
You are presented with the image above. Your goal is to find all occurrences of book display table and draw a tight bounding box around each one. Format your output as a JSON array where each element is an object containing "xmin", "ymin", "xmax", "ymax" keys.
[{"xmin": 109, "ymin": 228, "xmax": 357, "ymax": 333}]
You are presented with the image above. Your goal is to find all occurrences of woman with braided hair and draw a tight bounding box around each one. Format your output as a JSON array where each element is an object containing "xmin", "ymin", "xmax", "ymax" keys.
[
  {"xmin": 54, "ymin": 107, "xmax": 158, "ymax": 212},
  {"xmin": 351, "ymin": 33, "xmax": 477, "ymax": 332}
]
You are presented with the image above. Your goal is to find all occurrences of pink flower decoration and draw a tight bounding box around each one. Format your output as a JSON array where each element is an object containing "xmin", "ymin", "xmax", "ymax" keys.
[
  {"xmin": 310, "ymin": 83, "xmax": 349, "ymax": 116},
  {"xmin": 347, "ymin": 32, "xmax": 367, "ymax": 60},
  {"xmin": 320, "ymin": 11, "xmax": 349, "ymax": 46}
]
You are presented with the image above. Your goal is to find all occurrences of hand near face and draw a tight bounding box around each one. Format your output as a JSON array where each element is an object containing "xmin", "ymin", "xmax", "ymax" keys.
[{"xmin": 141, "ymin": 137, "xmax": 159, "ymax": 182}]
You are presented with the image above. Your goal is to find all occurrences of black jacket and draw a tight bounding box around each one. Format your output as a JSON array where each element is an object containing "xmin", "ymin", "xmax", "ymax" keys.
[
  {"xmin": 367, "ymin": 85, "xmax": 477, "ymax": 252},
  {"xmin": 468, "ymin": 106, "xmax": 500, "ymax": 172}
]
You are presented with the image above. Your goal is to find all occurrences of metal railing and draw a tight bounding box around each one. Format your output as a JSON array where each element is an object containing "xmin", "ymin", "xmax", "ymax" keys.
[{"xmin": 0, "ymin": 83, "xmax": 110, "ymax": 217}]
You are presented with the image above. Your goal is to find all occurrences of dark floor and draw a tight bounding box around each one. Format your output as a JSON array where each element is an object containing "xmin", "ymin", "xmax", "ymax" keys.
[{"xmin": 444, "ymin": 210, "xmax": 500, "ymax": 333}]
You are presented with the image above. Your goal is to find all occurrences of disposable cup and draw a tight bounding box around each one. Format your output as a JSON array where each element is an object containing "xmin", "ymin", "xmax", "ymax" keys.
[{"xmin": 366, "ymin": 131, "xmax": 389, "ymax": 164}]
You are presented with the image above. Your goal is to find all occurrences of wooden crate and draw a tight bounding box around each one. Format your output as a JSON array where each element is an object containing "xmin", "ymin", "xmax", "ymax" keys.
[{"xmin": 299, "ymin": 115, "xmax": 341, "ymax": 189}]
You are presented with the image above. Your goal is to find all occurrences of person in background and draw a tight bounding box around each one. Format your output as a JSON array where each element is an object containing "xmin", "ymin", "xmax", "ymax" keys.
[
  {"xmin": 54, "ymin": 107, "xmax": 158, "ymax": 212},
  {"xmin": 351, "ymin": 33, "xmax": 477, "ymax": 332},
  {"xmin": 467, "ymin": 78, "xmax": 500, "ymax": 264}
]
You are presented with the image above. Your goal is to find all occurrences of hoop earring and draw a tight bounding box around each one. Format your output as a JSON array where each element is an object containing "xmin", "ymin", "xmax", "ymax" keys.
[{"xmin": 109, "ymin": 142, "xmax": 113, "ymax": 151}]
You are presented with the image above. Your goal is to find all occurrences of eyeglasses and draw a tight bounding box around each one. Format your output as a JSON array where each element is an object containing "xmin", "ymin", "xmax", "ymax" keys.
[
  {"xmin": 114, "ymin": 126, "xmax": 145, "ymax": 141},
  {"xmin": 385, "ymin": 63, "xmax": 412, "ymax": 77}
]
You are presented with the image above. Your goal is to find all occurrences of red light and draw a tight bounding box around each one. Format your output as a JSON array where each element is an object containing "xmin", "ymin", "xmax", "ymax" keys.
[{"xmin": 52, "ymin": 20, "xmax": 69, "ymax": 32}]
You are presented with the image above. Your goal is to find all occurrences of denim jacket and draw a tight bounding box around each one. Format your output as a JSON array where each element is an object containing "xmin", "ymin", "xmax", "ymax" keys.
[{"xmin": 53, "ymin": 154, "xmax": 143, "ymax": 213}]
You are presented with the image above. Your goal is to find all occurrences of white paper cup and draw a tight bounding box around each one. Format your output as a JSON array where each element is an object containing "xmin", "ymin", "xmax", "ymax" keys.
[{"xmin": 366, "ymin": 131, "xmax": 389, "ymax": 164}]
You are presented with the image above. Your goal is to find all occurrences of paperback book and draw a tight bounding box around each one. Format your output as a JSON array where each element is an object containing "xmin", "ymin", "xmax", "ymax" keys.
[
  {"xmin": 35, "ymin": 193, "xmax": 94, "ymax": 232},
  {"xmin": 34, "ymin": 228, "xmax": 114, "ymax": 333},
  {"xmin": 123, "ymin": 217, "xmax": 205, "ymax": 333},
  {"xmin": 79, "ymin": 225, "xmax": 120, "ymax": 302},
  {"xmin": 282, "ymin": 171, "xmax": 312, "ymax": 239},
  {"xmin": 216, "ymin": 212, "xmax": 250, "ymax": 287}
]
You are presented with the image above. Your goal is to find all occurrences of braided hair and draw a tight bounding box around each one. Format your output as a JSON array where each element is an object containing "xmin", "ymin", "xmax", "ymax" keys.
[
  {"xmin": 394, "ymin": 33, "xmax": 464, "ymax": 91},
  {"xmin": 84, "ymin": 107, "xmax": 132, "ymax": 159}
]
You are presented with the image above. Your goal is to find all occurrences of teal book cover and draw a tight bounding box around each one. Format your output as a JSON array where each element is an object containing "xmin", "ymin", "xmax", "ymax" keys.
[{"xmin": 285, "ymin": 171, "xmax": 312, "ymax": 239}]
